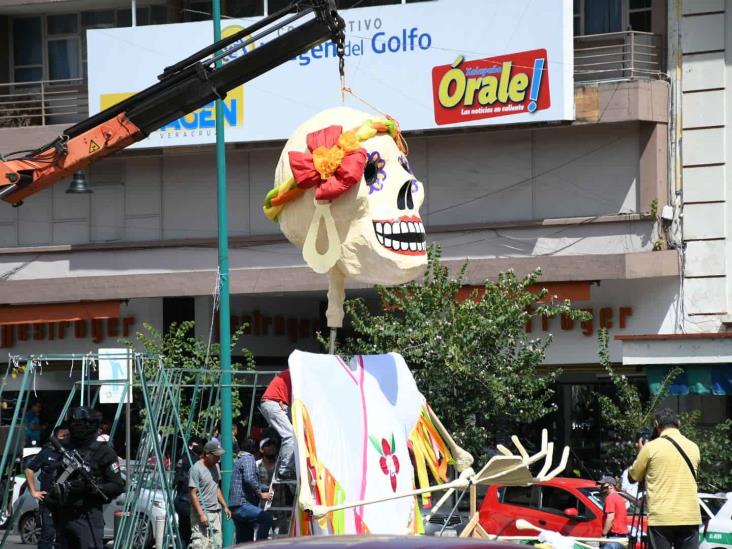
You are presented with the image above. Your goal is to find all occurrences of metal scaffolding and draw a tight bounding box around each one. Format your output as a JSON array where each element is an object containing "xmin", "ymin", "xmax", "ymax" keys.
[{"xmin": 0, "ymin": 352, "xmax": 279, "ymax": 548}]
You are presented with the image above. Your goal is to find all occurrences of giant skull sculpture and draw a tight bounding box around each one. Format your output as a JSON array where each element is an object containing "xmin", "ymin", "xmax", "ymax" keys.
[{"xmin": 264, "ymin": 107, "xmax": 428, "ymax": 328}]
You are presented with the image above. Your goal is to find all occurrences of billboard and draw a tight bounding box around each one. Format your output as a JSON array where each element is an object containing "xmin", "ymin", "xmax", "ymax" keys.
[{"xmin": 87, "ymin": 0, "xmax": 573, "ymax": 149}]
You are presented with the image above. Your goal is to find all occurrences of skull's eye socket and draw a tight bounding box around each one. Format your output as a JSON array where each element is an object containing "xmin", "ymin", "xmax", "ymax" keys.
[{"xmin": 364, "ymin": 161, "xmax": 378, "ymax": 185}]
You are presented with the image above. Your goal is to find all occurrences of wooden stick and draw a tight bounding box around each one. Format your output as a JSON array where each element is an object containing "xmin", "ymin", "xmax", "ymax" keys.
[
  {"xmin": 515, "ymin": 519, "xmax": 599, "ymax": 549},
  {"xmin": 311, "ymin": 476, "xmax": 471, "ymax": 518}
]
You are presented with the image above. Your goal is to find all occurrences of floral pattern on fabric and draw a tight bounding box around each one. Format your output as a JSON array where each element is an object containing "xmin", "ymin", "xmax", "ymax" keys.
[{"xmin": 370, "ymin": 434, "xmax": 400, "ymax": 492}]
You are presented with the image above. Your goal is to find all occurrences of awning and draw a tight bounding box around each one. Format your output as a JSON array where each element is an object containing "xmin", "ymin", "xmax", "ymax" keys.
[
  {"xmin": 457, "ymin": 281, "xmax": 592, "ymax": 303},
  {"xmin": 0, "ymin": 300, "xmax": 121, "ymax": 325},
  {"xmin": 646, "ymin": 365, "xmax": 732, "ymax": 396}
]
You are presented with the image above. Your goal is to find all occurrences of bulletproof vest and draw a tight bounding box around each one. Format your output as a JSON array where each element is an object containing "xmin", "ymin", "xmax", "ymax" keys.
[{"xmin": 46, "ymin": 441, "xmax": 106, "ymax": 510}]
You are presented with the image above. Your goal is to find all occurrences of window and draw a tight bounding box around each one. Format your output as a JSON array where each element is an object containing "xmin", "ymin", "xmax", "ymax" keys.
[
  {"xmin": 13, "ymin": 17, "xmax": 43, "ymax": 82},
  {"xmin": 501, "ymin": 486, "xmax": 534, "ymax": 508},
  {"xmin": 574, "ymin": 0, "xmax": 652, "ymax": 36},
  {"xmin": 11, "ymin": 6, "xmax": 168, "ymax": 85},
  {"xmin": 574, "ymin": 0, "xmax": 582, "ymax": 35},
  {"xmin": 540, "ymin": 486, "xmax": 591, "ymax": 517},
  {"xmin": 585, "ymin": 0, "xmax": 621, "ymax": 34},
  {"xmin": 628, "ymin": 0, "xmax": 651, "ymax": 31},
  {"xmin": 226, "ymin": 0, "xmax": 265, "ymax": 17},
  {"xmin": 48, "ymin": 39, "xmax": 80, "ymax": 80},
  {"xmin": 47, "ymin": 14, "xmax": 80, "ymax": 81}
]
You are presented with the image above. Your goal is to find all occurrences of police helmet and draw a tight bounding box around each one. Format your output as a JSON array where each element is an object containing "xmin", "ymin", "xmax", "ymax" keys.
[{"xmin": 69, "ymin": 406, "xmax": 101, "ymax": 427}]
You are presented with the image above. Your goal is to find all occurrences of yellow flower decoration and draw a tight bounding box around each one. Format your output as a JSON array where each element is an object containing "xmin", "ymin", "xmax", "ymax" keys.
[
  {"xmin": 312, "ymin": 145, "xmax": 345, "ymax": 180},
  {"xmin": 337, "ymin": 130, "xmax": 361, "ymax": 152}
]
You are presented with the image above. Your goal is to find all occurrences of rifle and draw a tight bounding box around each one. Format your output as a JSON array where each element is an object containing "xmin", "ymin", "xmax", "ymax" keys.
[{"xmin": 49, "ymin": 436, "xmax": 109, "ymax": 503}]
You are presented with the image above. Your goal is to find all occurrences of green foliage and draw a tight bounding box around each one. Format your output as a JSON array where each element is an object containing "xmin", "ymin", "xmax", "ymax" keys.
[
  {"xmin": 596, "ymin": 329, "xmax": 732, "ymax": 491},
  {"xmin": 680, "ymin": 410, "xmax": 732, "ymax": 492},
  {"xmin": 649, "ymin": 197, "xmax": 658, "ymax": 219},
  {"xmin": 127, "ymin": 320, "xmax": 254, "ymax": 437},
  {"xmin": 595, "ymin": 328, "xmax": 682, "ymax": 473},
  {"xmin": 335, "ymin": 245, "xmax": 589, "ymax": 463}
]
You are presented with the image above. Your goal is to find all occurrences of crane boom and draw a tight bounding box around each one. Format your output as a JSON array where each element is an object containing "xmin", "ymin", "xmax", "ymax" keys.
[{"xmin": 0, "ymin": 0, "xmax": 344, "ymax": 206}]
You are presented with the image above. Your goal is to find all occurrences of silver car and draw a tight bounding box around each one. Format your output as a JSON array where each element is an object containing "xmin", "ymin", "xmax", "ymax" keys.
[{"xmin": 13, "ymin": 464, "xmax": 169, "ymax": 548}]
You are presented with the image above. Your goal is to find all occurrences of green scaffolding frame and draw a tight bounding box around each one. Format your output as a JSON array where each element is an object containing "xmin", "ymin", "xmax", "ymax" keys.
[{"xmin": 0, "ymin": 352, "xmax": 282, "ymax": 549}]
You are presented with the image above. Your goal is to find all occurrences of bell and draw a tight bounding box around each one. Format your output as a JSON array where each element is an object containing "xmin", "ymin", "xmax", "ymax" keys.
[{"xmin": 66, "ymin": 171, "xmax": 92, "ymax": 194}]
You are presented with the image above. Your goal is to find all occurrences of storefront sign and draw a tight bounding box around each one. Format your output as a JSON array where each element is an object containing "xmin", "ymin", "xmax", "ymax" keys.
[
  {"xmin": 216, "ymin": 310, "xmax": 323, "ymax": 344},
  {"xmin": 0, "ymin": 317, "xmax": 136, "ymax": 349},
  {"xmin": 526, "ymin": 307, "xmax": 633, "ymax": 337},
  {"xmin": 87, "ymin": 0, "xmax": 573, "ymax": 148}
]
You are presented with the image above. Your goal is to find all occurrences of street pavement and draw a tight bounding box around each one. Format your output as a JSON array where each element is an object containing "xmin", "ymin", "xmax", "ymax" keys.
[{"xmin": 0, "ymin": 532, "xmax": 25, "ymax": 548}]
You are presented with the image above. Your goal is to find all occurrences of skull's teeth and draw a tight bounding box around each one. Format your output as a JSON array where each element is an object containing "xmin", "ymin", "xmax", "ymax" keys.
[{"xmin": 372, "ymin": 219, "xmax": 427, "ymax": 252}]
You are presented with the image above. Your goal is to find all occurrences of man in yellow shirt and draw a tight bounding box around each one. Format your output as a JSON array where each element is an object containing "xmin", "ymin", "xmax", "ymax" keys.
[{"xmin": 628, "ymin": 408, "xmax": 701, "ymax": 549}]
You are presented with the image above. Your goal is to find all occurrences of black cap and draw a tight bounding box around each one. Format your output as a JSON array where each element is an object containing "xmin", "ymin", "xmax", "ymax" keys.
[{"xmin": 70, "ymin": 406, "xmax": 100, "ymax": 426}]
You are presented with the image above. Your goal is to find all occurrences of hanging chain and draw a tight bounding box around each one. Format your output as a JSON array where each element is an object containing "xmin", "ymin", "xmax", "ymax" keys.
[{"xmin": 322, "ymin": 4, "xmax": 347, "ymax": 101}]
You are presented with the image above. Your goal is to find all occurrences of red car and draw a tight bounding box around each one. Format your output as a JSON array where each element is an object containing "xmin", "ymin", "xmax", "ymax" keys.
[{"xmin": 479, "ymin": 477, "xmax": 646, "ymax": 538}]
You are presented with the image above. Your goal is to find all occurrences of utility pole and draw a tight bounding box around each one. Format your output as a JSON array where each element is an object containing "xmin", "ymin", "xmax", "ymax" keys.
[{"xmin": 212, "ymin": 0, "xmax": 234, "ymax": 545}]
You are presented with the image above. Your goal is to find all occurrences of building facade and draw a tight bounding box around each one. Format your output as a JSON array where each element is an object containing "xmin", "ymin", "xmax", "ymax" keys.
[{"xmin": 0, "ymin": 0, "xmax": 728, "ymax": 463}]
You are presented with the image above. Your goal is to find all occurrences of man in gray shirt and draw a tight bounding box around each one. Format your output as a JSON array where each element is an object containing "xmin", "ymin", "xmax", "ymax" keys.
[{"xmin": 189, "ymin": 440, "xmax": 232, "ymax": 549}]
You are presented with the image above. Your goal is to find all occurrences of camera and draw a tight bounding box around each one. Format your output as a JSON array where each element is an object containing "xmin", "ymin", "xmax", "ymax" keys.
[{"xmin": 635, "ymin": 428, "xmax": 652, "ymax": 444}]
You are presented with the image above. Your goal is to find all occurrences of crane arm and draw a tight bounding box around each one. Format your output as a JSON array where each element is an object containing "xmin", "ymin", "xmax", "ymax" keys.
[{"xmin": 0, "ymin": 0, "xmax": 344, "ymax": 206}]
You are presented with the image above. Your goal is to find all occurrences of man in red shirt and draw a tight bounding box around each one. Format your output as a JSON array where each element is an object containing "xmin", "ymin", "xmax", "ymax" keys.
[
  {"xmin": 260, "ymin": 369, "xmax": 295, "ymax": 479},
  {"xmin": 599, "ymin": 476, "xmax": 628, "ymax": 549}
]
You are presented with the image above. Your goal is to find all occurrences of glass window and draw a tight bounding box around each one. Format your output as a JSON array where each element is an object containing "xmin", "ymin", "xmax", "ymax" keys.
[
  {"xmin": 48, "ymin": 38, "xmax": 81, "ymax": 80},
  {"xmin": 338, "ymin": 0, "xmax": 400, "ymax": 6},
  {"xmin": 700, "ymin": 497, "xmax": 725, "ymax": 517},
  {"xmin": 81, "ymin": 11, "xmax": 116, "ymax": 29},
  {"xmin": 13, "ymin": 17, "xmax": 43, "ymax": 66},
  {"xmin": 117, "ymin": 9, "xmax": 132, "ymax": 27},
  {"xmin": 584, "ymin": 0, "xmax": 622, "ymax": 34},
  {"xmin": 501, "ymin": 486, "xmax": 534, "ymax": 507},
  {"xmin": 136, "ymin": 8, "xmax": 151, "ymax": 26},
  {"xmin": 117, "ymin": 8, "xmax": 150, "ymax": 27},
  {"xmin": 630, "ymin": 0, "xmax": 651, "ymax": 8},
  {"xmin": 226, "ymin": 0, "xmax": 264, "ymax": 17},
  {"xmin": 629, "ymin": 10, "xmax": 651, "ymax": 31},
  {"xmin": 540, "ymin": 486, "xmax": 589, "ymax": 516},
  {"xmin": 47, "ymin": 14, "xmax": 78, "ymax": 35},
  {"xmin": 268, "ymin": 0, "xmax": 296, "ymax": 12},
  {"xmin": 14, "ymin": 67, "xmax": 43, "ymax": 83},
  {"xmin": 185, "ymin": 1, "xmax": 212, "ymax": 21},
  {"xmin": 149, "ymin": 5, "xmax": 168, "ymax": 25}
]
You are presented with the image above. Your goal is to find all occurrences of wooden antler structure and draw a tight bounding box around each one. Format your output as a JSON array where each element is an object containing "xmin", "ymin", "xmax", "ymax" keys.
[
  {"xmin": 457, "ymin": 429, "xmax": 569, "ymax": 538},
  {"xmin": 302, "ymin": 428, "xmax": 568, "ymax": 525}
]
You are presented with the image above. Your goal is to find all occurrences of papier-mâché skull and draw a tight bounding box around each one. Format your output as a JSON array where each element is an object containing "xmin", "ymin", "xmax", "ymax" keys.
[{"xmin": 268, "ymin": 107, "xmax": 427, "ymax": 286}]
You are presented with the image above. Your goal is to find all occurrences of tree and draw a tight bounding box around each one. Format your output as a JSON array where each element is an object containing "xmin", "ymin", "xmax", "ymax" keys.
[
  {"xmin": 335, "ymin": 245, "xmax": 588, "ymax": 463},
  {"xmin": 595, "ymin": 328, "xmax": 682, "ymax": 475},
  {"xmin": 679, "ymin": 411, "xmax": 732, "ymax": 492},
  {"xmin": 129, "ymin": 320, "xmax": 254, "ymax": 438},
  {"xmin": 596, "ymin": 329, "xmax": 732, "ymax": 491}
]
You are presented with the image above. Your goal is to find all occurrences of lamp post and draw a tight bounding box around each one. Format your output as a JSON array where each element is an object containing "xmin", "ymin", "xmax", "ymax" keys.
[
  {"xmin": 65, "ymin": 171, "xmax": 92, "ymax": 194},
  {"xmin": 212, "ymin": 1, "xmax": 234, "ymax": 546}
]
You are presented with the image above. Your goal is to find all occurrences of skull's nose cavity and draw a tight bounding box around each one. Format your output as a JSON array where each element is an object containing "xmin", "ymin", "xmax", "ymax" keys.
[{"xmin": 397, "ymin": 181, "xmax": 414, "ymax": 210}]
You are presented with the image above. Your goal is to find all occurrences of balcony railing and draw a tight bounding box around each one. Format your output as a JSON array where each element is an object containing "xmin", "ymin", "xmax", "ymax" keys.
[
  {"xmin": 0, "ymin": 77, "xmax": 87, "ymax": 129},
  {"xmin": 574, "ymin": 31, "xmax": 665, "ymax": 83},
  {"xmin": 0, "ymin": 33, "xmax": 664, "ymax": 129}
]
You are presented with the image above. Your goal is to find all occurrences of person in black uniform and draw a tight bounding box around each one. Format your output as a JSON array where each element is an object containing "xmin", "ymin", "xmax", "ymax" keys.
[
  {"xmin": 173, "ymin": 437, "xmax": 204, "ymax": 548},
  {"xmin": 24, "ymin": 424, "xmax": 70, "ymax": 549},
  {"xmin": 48, "ymin": 406, "xmax": 125, "ymax": 549}
]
